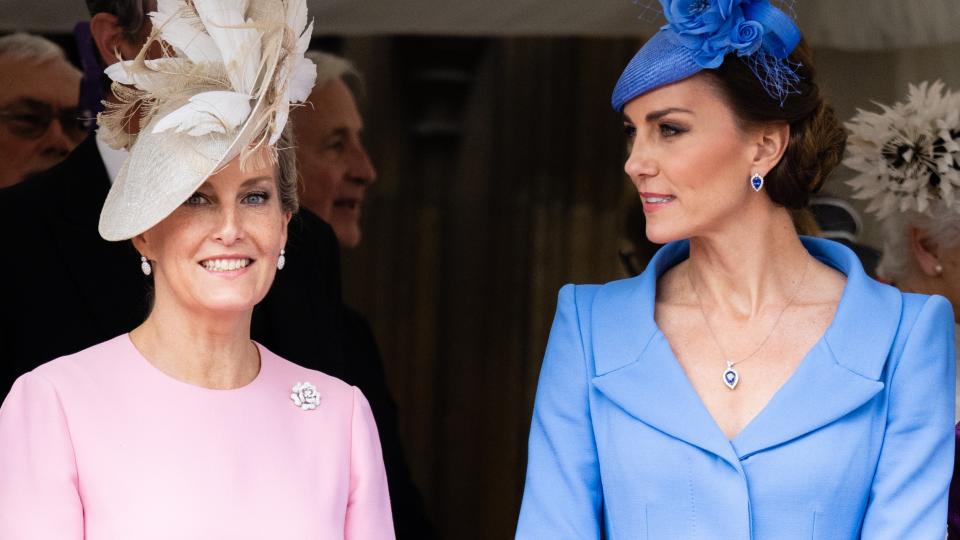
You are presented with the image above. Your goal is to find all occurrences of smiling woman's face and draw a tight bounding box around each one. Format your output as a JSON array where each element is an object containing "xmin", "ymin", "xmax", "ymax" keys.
[
  {"xmin": 622, "ymin": 73, "xmax": 766, "ymax": 244},
  {"xmin": 134, "ymin": 151, "xmax": 291, "ymax": 316}
]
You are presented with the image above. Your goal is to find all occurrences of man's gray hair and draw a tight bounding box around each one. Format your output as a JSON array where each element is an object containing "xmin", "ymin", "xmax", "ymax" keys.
[
  {"xmin": 0, "ymin": 33, "xmax": 68, "ymax": 66},
  {"xmin": 305, "ymin": 50, "xmax": 364, "ymax": 96}
]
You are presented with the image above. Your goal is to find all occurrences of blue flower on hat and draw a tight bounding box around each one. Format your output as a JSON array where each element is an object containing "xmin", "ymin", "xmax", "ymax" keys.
[
  {"xmin": 660, "ymin": 0, "xmax": 737, "ymax": 37},
  {"xmin": 661, "ymin": 0, "xmax": 768, "ymax": 68},
  {"xmin": 611, "ymin": 0, "xmax": 802, "ymax": 111},
  {"xmin": 730, "ymin": 19, "xmax": 764, "ymax": 55}
]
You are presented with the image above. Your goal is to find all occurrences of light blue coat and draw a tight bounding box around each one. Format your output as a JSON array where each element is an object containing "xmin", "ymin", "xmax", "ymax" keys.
[{"xmin": 516, "ymin": 238, "xmax": 956, "ymax": 539}]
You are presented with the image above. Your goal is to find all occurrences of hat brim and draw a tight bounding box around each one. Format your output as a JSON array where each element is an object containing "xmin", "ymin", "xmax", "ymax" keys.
[
  {"xmin": 98, "ymin": 33, "xmax": 285, "ymax": 242},
  {"xmin": 611, "ymin": 30, "xmax": 702, "ymax": 113}
]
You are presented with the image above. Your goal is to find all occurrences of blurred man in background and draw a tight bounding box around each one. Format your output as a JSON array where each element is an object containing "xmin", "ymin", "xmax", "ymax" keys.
[
  {"xmin": 292, "ymin": 51, "xmax": 436, "ymax": 539},
  {"xmin": 294, "ymin": 51, "xmax": 378, "ymax": 247},
  {"xmin": 0, "ymin": 32, "xmax": 86, "ymax": 188}
]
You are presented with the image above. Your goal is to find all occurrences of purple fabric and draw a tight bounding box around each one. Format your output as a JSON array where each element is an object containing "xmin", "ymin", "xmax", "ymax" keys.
[
  {"xmin": 72, "ymin": 22, "xmax": 104, "ymax": 122},
  {"xmin": 949, "ymin": 423, "xmax": 960, "ymax": 536}
]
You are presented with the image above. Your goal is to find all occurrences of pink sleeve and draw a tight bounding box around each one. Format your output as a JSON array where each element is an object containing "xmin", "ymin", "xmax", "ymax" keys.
[
  {"xmin": 345, "ymin": 387, "xmax": 395, "ymax": 540},
  {"xmin": 0, "ymin": 372, "xmax": 83, "ymax": 538}
]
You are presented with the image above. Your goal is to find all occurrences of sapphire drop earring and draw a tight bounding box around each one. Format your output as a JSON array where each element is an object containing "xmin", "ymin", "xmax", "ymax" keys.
[{"xmin": 750, "ymin": 173, "xmax": 764, "ymax": 192}]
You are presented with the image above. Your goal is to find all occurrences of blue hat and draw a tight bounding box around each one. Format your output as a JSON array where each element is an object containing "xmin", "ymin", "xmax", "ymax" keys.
[{"xmin": 612, "ymin": 0, "xmax": 802, "ymax": 112}]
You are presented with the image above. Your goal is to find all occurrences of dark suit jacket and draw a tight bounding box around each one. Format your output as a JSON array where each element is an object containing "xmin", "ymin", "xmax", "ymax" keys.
[
  {"xmin": 0, "ymin": 134, "xmax": 434, "ymax": 538},
  {"xmin": 341, "ymin": 306, "xmax": 437, "ymax": 539}
]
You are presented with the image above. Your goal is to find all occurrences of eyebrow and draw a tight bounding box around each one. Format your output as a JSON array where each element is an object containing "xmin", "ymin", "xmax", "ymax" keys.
[
  {"xmin": 621, "ymin": 108, "xmax": 694, "ymax": 125},
  {"xmin": 1, "ymin": 98, "xmax": 52, "ymax": 110},
  {"xmin": 240, "ymin": 176, "xmax": 274, "ymax": 188},
  {"xmin": 197, "ymin": 176, "xmax": 273, "ymax": 191},
  {"xmin": 644, "ymin": 107, "xmax": 694, "ymax": 122},
  {"xmin": 325, "ymin": 127, "xmax": 351, "ymax": 139}
]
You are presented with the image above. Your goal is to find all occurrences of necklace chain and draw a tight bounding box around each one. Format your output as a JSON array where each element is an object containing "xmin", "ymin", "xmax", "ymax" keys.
[{"xmin": 688, "ymin": 257, "xmax": 811, "ymax": 371}]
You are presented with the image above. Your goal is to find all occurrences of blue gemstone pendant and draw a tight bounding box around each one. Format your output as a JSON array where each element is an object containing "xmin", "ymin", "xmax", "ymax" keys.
[
  {"xmin": 750, "ymin": 173, "xmax": 764, "ymax": 192},
  {"xmin": 723, "ymin": 361, "xmax": 740, "ymax": 390}
]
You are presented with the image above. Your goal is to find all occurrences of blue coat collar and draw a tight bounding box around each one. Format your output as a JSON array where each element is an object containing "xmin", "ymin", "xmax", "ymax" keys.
[{"xmin": 590, "ymin": 237, "xmax": 901, "ymax": 466}]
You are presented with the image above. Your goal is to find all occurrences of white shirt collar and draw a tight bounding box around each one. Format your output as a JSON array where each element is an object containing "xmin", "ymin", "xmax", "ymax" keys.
[{"xmin": 95, "ymin": 130, "xmax": 128, "ymax": 185}]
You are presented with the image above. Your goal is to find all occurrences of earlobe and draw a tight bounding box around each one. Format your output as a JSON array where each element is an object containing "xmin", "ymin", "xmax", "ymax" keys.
[
  {"xmin": 752, "ymin": 123, "xmax": 790, "ymax": 175},
  {"xmin": 90, "ymin": 12, "xmax": 142, "ymax": 66},
  {"xmin": 131, "ymin": 233, "xmax": 151, "ymax": 260},
  {"xmin": 909, "ymin": 227, "xmax": 943, "ymax": 277},
  {"xmin": 280, "ymin": 211, "xmax": 292, "ymax": 245},
  {"xmin": 90, "ymin": 13, "xmax": 124, "ymax": 65}
]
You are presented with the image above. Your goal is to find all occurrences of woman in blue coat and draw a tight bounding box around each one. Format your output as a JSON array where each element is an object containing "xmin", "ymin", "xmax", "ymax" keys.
[{"xmin": 516, "ymin": 1, "xmax": 956, "ymax": 538}]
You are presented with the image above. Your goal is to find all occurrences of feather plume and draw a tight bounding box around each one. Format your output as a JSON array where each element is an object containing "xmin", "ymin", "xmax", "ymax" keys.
[
  {"xmin": 152, "ymin": 0, "xmax": 222, "ymax": 64},
  {"xmin": 152, "ymin": 90, "xmax": 253, "ymax": 136},
  {"xmin": 193, "ymin": 0, "xmax": 262, "ymax": 95},
  {"xmin": 845, "ymin": 80, "xmax": 960, "ymax": 218}
]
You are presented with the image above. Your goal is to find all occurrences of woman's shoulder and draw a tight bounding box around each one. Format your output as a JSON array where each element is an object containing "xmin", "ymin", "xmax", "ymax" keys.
[
  {"xmin": 23, "ymin": 334, "xmax": 135, "ymax": 387},
  {"xmin": 897, "ymin": 292, "xmax": 955, "ymax": 333},
  {"xmin": 256, "ymin": 343, "xmax": 359, "ymax": 402}
]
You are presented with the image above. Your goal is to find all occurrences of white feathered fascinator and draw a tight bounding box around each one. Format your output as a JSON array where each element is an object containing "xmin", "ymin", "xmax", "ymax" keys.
[
  {"xmin": 97, "ymin": 0, "xmax": 316, "ymax": 241},
  {"xmin": 844, "ymin": 81, "xmax": 960, "ymax": 219}
]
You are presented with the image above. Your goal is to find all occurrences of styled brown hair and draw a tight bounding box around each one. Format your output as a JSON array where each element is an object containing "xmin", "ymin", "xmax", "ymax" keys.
[
  {"xmin": 275, "ymin": 124, "xmax": 300, "ymax": 214},
  {"xmin": 703, "ymin": 39, "xmax": 846, "ymax": 209}
]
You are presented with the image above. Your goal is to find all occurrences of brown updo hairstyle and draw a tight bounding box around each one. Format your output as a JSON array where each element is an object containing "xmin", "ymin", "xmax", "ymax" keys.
[{"xmin": 702, "ymin": 39, "xmax": 846, "ymax": 210}]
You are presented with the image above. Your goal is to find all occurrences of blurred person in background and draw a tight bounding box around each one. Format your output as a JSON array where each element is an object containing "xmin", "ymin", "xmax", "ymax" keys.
[
  {"xmin": 292, "ymin": 50, "xmax": 436, "ymax": 540},
  {"xmin": 294, "ymin": 51, "xmax": 377, "ymax": 248},
  {"xmin": 844, "ymin": 81, "xmax": 960, "ymax": 535},
  {"xmin": 0, "ymin": 32, "xmax": 87, "ymax": 188}
]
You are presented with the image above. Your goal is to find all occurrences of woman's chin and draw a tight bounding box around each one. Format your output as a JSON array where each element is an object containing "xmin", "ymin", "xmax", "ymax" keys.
[
  {"xmin": 192, "ymin": 291, "xmax": 264, "ymax": 316},
  {"xmin": 644, "ymin": 224, "xmax": 686, "ymax": 246}
]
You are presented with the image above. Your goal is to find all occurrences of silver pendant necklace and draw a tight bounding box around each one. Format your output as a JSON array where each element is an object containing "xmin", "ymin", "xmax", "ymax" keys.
[{"xmin": 688, "ymin": 257, "xmax": 810, "ymax": 390}]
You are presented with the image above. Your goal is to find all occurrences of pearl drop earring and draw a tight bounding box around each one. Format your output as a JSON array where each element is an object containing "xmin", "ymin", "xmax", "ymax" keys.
[
  {"xmin": 277, "ymin": 249, "xmax": 286, "ymax": 270},
  {"xmin": 140, "ymin": 256, "xmax": 152, "ymax": 276},
  {"xmin": 935, "ymin": 264, "xmax": 944, "ymax": 276}
]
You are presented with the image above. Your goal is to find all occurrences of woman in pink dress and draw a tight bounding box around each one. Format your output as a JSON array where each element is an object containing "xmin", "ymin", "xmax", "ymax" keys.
[{"xmin": 0, "ymin": 0, "xmax": 394, "ymax": 538}]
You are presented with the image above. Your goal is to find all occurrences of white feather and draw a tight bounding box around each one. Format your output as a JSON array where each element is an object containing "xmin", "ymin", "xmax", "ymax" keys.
[
  {"xmin": 193, "ymin": 0, "xmax": 262, "ymax": 94},
  {"xmin": 151, "ymin": 0, "xmax": 222, "ymax": 64},
  {"xmin": 286, "ymin": 57, "xmax": 317, "ymax": 103},
  {"xmin": 270, "ymin": 102, "xmax": 288, "ymax": 146},
  {"xmin": 152, "ymin": 90, "xmax": 252, "ymax": 137},
  {"xmin": 104, "ymin": 58, "xmax": 191, "ymax": 92},
  {"xmin": 286, "ymin": 0, "xmax": 309, "ymax": 36}
]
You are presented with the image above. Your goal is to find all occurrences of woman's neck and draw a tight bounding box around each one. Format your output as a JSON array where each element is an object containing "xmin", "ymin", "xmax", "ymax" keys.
[
  {"xmin": 686, "ymin": 205, "xmax": 812, "ymax": 318},
  {"xmin": 129, "ymin": 294, "xmax": 260, "ymax": 390}
]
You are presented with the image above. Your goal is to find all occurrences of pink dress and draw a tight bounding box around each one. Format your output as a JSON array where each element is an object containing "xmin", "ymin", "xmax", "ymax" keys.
[{"xmin": 0, "ymin": 335, "xmax": 395, "ymax": 539}]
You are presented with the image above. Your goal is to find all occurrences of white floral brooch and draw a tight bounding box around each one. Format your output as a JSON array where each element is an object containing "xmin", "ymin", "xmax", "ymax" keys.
[
  {"xmin": 290, "ymin": 381, "xmax": 320, "ymax": 410},
  {"xmin": 845, "ymin": 80, "xmax": 960, "ymax": 218}
]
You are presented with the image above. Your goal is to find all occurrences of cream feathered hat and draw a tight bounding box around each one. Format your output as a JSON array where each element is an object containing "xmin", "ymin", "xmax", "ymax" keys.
[{"xmin": 97, "ymin": 0, "xmax": 316, "ymax": 241}]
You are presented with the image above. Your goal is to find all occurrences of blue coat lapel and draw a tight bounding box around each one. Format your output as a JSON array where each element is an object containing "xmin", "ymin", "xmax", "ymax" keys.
[
  {"xmin": 590, "ymin": 242, "xmax": 742, "ymax": 467},
  {"xmin": 589, "ymin": 238, "xmax": 903, "ymax": 464}
]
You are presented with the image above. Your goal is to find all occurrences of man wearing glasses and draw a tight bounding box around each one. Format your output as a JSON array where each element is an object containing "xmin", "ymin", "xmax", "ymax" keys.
[{"xmin": 0, "ymin": 33, "xmax": 87, "ymax": 188}]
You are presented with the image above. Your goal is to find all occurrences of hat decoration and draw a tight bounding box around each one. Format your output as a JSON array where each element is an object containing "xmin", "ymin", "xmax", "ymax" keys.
[
  {"xmin": 612, "ymin": 0, "xmax": 802, "ymax": 112},
  {"xmin": 97, "ymin": 0, "xmax": 316, "ymax": 241},
  {"xmin": 845, "ymin": 81, "xmax": 960, "ymax": 218}
]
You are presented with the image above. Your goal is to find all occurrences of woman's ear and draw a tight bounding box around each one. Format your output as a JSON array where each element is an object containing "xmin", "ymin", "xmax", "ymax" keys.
[
  {"xmin": 90, "ymin": 12, "xmax": 142, "ymax": 66},
  {"xmin": 909, "ymin": 226, "xmax": 944, "ymax": 277},
  {"xmin": 131, "ymin": 233, "xmax": 152, "ymax": 261},
  {"xmin": 751, "ymin": 122, "xmax": 790, "ymax": 176},
  {"xmin": 280, "ymin": 211, "xmax": 292, "ymax": 247}
]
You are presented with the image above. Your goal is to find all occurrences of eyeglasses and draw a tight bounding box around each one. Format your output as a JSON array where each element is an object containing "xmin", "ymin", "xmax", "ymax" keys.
[{"xmin": 0, "ymin": 99, "xmax": 96, "ymax": 143}]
